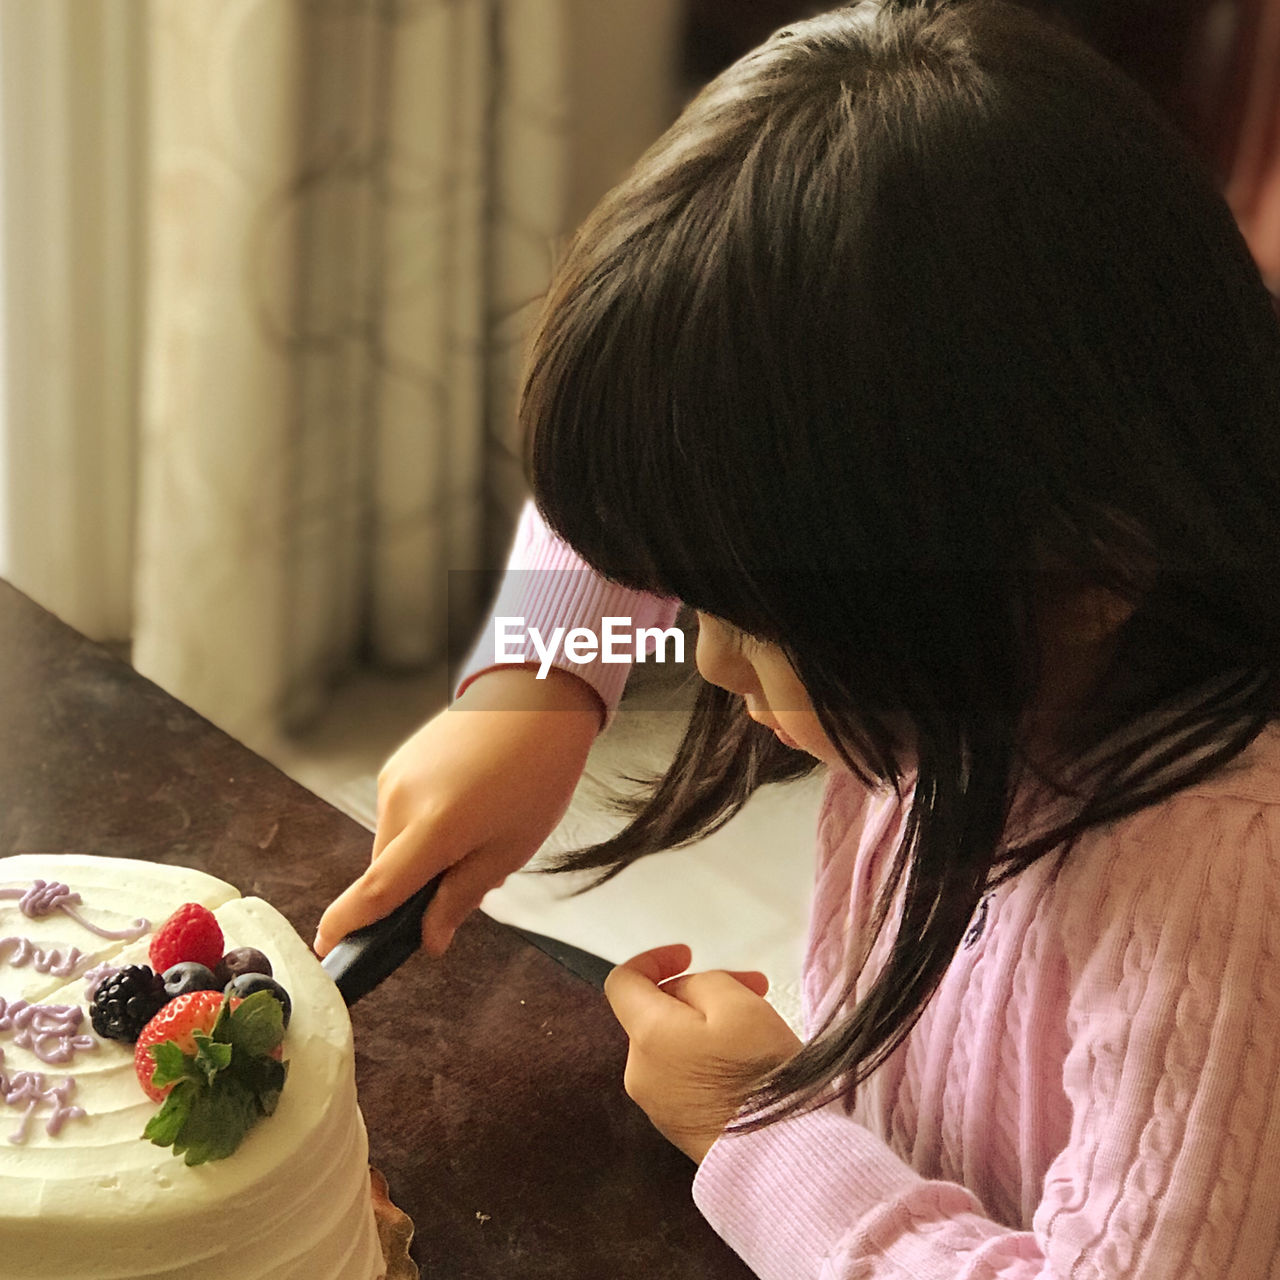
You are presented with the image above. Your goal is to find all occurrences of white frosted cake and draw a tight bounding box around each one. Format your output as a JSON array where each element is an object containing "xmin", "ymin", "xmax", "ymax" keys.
[{"xmin": 0, "ymin": 854, "xmax": 385, "ymax": 1280}]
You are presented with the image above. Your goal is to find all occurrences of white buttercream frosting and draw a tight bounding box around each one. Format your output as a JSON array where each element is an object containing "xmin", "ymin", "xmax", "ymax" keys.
[{"xmin": 0, "ymin": 855, "xmax": 384, "ymax": 1280}]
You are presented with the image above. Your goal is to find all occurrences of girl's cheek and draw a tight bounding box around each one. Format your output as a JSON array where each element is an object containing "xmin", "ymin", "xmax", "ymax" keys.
[{"xmin": 775, "ymin": 710, "xmax": 841, "ymax": 764}]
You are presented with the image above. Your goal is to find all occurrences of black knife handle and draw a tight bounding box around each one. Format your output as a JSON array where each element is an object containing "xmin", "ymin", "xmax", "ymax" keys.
[{"xmin": 320, "ymin": 877, "xmax": 440, "ymax": 1006}]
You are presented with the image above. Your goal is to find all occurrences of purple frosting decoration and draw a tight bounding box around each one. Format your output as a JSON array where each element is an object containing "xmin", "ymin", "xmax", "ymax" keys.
[
  {"xmin": 0, "ymin": 876, "xmax": 158, "ymax": 1143},
  {"xmin": 0, "ymin": 880, "xmax": 148, "ymax": 941},
  {"xmin": 0, "ymin": 1049, "xmax": 85, "ymax": 1144},
  {"xmin": 0, "ymin": 935, "xmax": 88, "ymax": 979},
  {"xmin": 0, "ymin": 998, "xmax": 97, "ymax": 1066}
]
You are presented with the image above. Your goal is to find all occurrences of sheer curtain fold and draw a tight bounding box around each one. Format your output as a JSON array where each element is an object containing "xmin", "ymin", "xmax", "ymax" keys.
[
  {"xmin": 135, "ymin": 0, "xmax": 508, "ymax": 739},
  {"xmin": 0, "ymin": 0, "xmax": 146, "ymax": 643},
  {"xmin": 135, "ymin": 0, "xmax": 309, "ymax": 738}
]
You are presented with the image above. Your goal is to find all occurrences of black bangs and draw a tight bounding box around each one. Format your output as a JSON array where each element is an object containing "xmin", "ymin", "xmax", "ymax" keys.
[
  {"xmin": 522, "ymin": 172, "xmax": 802, "ymax": 638},
  {"xmin": 522, "ymin": 0, "xmax": 1280, "ymax": 680},
  {"xmin": 522, "ymin": 225, "xmax": 746, "ymax": 615},
  {"xmin": 521, "ymin": 27, "xmax": 895, "ymax": 645}
]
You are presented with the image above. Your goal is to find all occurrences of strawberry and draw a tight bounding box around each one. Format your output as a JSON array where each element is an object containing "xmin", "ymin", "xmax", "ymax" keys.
[
  {"xmin": 134, "ymin": 989, "xmax": 226, "ymax": 1101},
  {"xmin": 135, "ymin": 989, "xmax": 289, "ymax": 1166},
  {"xmin": 148, "ymin": 902, "xmax": 224, "ymax": 974}
]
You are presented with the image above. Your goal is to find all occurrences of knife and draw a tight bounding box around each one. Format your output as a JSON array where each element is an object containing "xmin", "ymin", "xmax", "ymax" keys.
[
  {"xmin": 320, "ymin": 874, "xmax": 616, "ymax": 1004},
  {"xmin": 320, "ymin": 877, "xmax": 441, "ymax": 1006}
]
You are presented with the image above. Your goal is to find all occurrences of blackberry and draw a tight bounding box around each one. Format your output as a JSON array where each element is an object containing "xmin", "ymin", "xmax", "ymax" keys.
[{"xmin": 90, "ymin": 964, "xmax": 168, "ymax": 1042}]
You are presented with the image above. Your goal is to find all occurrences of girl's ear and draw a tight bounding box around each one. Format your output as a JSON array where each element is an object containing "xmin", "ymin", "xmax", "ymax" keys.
[
  {"xmin": 1033, "ymin": 545, "xmax": 1138, "ymax": 649},
  {"xmin": 1027, "ymin": 585, "xmax": 1137, "ymax": 750},
  {"xmin": 1057, "ymin": 586, "xmax": 1135, "ymax": 646}
]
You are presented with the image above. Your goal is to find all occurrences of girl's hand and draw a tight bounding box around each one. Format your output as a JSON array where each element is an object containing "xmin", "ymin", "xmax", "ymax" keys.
[
  {"xmin": 314, "ymin": 666, "xmax": 603, "ymax": 958},
  {"xmin": 604, "ymin": 943, "xmax": 803, "ymax": 1164}
]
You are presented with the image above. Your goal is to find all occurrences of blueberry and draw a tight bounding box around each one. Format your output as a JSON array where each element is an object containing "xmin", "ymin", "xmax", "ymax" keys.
[
  {"xmin": 214, "ymin": 946, "xmax": 273, "ymax": 986},
  {"xmin": 226, "ymin": 972, "xmax": 291, "ymax": 1028},
  {"xmin": 162, "ymin": 961, "xmax": 221, "ymax": 1000}
]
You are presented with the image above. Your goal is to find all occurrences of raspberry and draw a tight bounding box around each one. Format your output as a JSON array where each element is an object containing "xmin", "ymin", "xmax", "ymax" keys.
[
  {"xmin": 148, "ymin": 903, "xmax": 224, "ymax": 974},
  {"xmin": 90, "ymin": 965, "xmax": 167, "ymax": 1042}
]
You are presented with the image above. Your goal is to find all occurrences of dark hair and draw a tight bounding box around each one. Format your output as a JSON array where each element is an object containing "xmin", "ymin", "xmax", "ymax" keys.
[{"xmin": 521, "ymin": 0, "xmax": 1280, "ymax": 1124}]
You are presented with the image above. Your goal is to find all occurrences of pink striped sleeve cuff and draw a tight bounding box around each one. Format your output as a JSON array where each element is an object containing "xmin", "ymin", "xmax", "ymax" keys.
[{"xmin": 456, "ymin": 501, "xmax": 682, "ymax": 724}]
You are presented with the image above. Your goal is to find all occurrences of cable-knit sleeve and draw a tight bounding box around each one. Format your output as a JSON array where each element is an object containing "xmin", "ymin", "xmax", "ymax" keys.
[
  {"xmin": 692, "ymin": 781, "xmax": 1280, "ymax": 1279},
  {"xmin": 455, "ymin": 499, "xmax": 681, "ymax": 723}
]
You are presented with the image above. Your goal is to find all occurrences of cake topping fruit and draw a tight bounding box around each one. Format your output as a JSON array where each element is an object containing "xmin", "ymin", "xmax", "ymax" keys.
[
  {"xmin": 214, "ymin": 946, "xmax": 273, "ymax": 986},
  {"xmin": 162, "ymin": 962, "xmax": 222, "ymax": 1001},
  {"xmin": 149, "ymin": 903, "xmax": 225, "ymax": 974},
  {"xmin": 89, "ymin": 965, "xmax": 168, "ymax": 1043},
  {"xmin": 225, "ymin": 973, "xmax": 292, "ymax": 1028},
  {"xmin": 133, "ymin": 989, "xmax": 227, "ymax": 1101},
  {"xmin": 135, "ymin": 989, "xmax": 288, "ymax": 1166}
]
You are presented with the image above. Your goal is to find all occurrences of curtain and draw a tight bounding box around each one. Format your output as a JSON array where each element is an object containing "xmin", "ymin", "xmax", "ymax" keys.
[
  {"xmin": 134, "ymin": 0, "xmax": 505, "ymax": 736},
  {"xmin": 0, "ymin": 0, "xmax": 145, "ymax": 645},
  {"xmin": 0, "ymin": 0, "xmax": 681, "ymax": 748}
]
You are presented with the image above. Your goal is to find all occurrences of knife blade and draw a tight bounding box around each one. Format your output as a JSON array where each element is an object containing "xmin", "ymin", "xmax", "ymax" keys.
[
  {"xmin": 510, "ymin": 926, "xmax": 615, "ymax": 990},
  {"xmin": 320, "ymin": 877, "xmax": 441, "ymax": 1006}
]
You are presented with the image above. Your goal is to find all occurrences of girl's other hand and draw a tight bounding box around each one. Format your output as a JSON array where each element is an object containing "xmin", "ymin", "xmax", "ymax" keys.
[
  {"xmin": 604, "ymin": 943, "xmax": 803, "ymax": 1164},
  {"xmin": 313, "ymin": 666, "xmax": 603, "ymax": 958}
]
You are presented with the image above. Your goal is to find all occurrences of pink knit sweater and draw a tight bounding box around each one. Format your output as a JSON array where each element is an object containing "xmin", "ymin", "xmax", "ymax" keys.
[
  {"xmin": 695, "ymin": 741, "xmax": 1280, "ymax": 1277},
  {"xmin": 477, "ymin": 503, "xmax": 1280, "ymax": 1278}
]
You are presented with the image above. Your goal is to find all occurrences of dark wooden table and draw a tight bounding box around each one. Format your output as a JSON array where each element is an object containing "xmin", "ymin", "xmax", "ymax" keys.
[{"xmin": 0, "ymin": 579, "xmax": 754, "ymax": 1280}]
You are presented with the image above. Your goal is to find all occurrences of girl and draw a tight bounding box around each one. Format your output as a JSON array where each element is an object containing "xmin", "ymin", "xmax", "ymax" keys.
[{"xmin": 318, "ymin": 1, "xmax": 1280, "ymax": 1274}]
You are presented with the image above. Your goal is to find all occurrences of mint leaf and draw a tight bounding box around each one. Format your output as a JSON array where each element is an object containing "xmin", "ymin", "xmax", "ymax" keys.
[
  {"xmin": 149, "ymin": 1041, "xmax": 203, "ymax": 1091},
  {"xmin": 192, "ymin": 1030, "xmax": 234, "ymax": 1084},
  {"xmin": 210, "ymin": 993, "xmax": 236, "ymax": 1043},
  {"xmin": 234, "ymin": 1053, "xmax": 288, "ymax": 1115},
  {"xmin": 226, "ymin": 989, "xmax": 285, "ymax": 1057},
  {"xmin": 144, "ymin": 1081, "xmax": 196, "ymax": 1147},
  {"xmin": 171, "ymin": 1078, "xmax": 259, "ymax": 1167}
]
